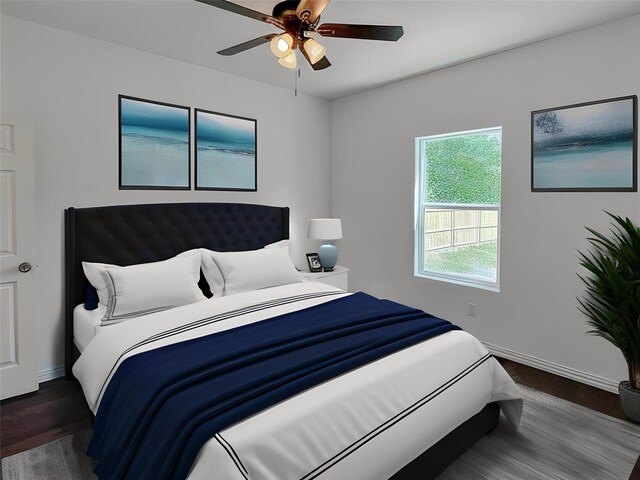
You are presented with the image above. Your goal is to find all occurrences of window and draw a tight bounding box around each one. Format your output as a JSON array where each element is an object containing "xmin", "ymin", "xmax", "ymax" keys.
[{"xmin": 414, "ymin": 127, "xmax": 502, "ymax": 290}]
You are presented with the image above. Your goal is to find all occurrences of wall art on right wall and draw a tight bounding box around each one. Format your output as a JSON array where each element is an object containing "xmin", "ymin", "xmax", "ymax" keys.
[{"xmin": 531, "ymin": 95, "xmax": 637, "ymax": 192}]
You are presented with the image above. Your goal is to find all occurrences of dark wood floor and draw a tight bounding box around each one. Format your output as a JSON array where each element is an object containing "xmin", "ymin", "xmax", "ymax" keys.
[
  {"xmin": 496, "ymin": 358, "xmax": 626, "ymax": 420},
  {"xmin": 1, "ymin": 376, "xmax": 93, "ymax": 458},
  {"xmin": 0, "ymin": 357, "xmax": 636, "ymax": 475}
]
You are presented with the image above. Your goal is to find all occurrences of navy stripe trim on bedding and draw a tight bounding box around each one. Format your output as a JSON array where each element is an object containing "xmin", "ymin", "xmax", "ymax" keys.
[
  {"xmin": 87, "ymin": 292, "xmax": 461, "ymax": 480},
  {"xmin": 301, "ymin": 353, "xmax": 493, "ymax": 479},
  {"xmin": 214, "ymin": 433, "xmax": 249, "ymax": 479}
]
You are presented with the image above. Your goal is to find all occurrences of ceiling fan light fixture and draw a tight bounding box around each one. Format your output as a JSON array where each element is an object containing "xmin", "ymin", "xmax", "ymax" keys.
[
  {"xmin": 270, "ymin": 33, "xmax": 294, "ymax": 58},
  {"xmin": 203, "ymin": 0, "xmax": 404, "ymax": 72},
  {"xmin": 302, "ymin": 38, "xmax": 326, "ymax": 64},
  {"xmin": 278, "ymin": 51, "xmax": 297, "ymax": 69}
]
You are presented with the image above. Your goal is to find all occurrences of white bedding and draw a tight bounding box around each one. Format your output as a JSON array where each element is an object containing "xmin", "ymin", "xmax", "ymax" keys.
[
  {"xmin": 73, "ymin": 303, "xmax": 104, "ymax": 352},
  {"xmin": 73, "ymin": 282, "xmax": 522, "ymax": 480}
]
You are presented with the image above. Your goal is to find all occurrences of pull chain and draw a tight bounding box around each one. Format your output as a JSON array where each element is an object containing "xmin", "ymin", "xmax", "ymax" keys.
[{"xmin": 294, "ymin": 67, "xmax": 300, "ymax": 97}]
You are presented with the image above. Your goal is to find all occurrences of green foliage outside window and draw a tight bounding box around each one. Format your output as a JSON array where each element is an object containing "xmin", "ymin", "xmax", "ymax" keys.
[
  {"xmin": 424, "ymin": 133, "xmax": 501, "ymax": 205},
  {"xmin": 425, "ymin": 241, "xmax": 497, "ymax": 281}
]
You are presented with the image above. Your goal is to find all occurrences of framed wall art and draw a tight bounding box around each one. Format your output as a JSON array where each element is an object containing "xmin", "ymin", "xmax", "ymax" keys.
[
  {"xmin": 195, "ymin": 108, "xmax": 257, "ymax": 191},
  {"xmin": 531, "ymin": 95, "xmax": 637, "ymax": 192},
  {"xmin": 119, "ymin": 95, "xmax": 190, "ymax": 190}
]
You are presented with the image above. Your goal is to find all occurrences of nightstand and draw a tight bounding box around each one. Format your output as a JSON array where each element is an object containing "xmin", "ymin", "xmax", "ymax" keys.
[{"xmin": 299, "ymin": 265, "xmax": 349, "ymax": 291}]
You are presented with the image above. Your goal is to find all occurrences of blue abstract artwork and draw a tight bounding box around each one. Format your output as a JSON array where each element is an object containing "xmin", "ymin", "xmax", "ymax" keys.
[
  {"xmin": 119, "ymin": 96, "xmax": 190, "ymax": 189},
  {"xmin": 195, "ymin": 109, "xmax": 256, "ymax": 191},
  {"xmin": 532, "ymin": 96, "xmax": 637, "ymax": 191}
]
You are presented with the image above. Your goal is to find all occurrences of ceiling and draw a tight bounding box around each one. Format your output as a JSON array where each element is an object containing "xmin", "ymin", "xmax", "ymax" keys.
[{"xmin": 3, "ymin": 0, "xmax": 640, "ymax": 99}]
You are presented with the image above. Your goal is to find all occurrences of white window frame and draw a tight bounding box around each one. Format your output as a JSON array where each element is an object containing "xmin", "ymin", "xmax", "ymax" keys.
[{"xmin": 414, "ymin": 127, "xmax": 501, "ymax": 291}]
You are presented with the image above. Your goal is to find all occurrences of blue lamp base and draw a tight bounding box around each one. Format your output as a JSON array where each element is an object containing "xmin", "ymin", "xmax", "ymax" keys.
[{"xmin": 318, "ymin": 242, "xmax": 338, "ymax": 271}]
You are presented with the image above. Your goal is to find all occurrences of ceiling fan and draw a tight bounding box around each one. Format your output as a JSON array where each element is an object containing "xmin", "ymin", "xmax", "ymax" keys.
[{"xmin": 195, "ymin": 0, "xmax": 404, "ymax": 70}]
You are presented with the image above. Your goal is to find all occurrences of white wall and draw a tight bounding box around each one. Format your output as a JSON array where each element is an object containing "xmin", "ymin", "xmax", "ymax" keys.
[
  {"xmin": 330, "ymin": 15, "xmax": 640, "ymax": 391},
  {"xmin": 3, "ymin": 12, "xmax": 638, "ymax": 389},
  {"xmin": 1, "ymin": 15, "xmax": 331, "ymax": 379}
]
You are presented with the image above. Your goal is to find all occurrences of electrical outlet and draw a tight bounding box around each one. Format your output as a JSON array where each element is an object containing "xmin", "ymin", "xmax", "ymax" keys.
[{"xmin": 467, "ymin": 303, "xmax": 477, "ymax": 317}]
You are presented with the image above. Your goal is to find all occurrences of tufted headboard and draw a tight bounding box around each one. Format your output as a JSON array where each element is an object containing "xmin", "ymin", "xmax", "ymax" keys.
[{"xmin": 64, "ymin": 202, "xmax": 290, "ymax": 377}]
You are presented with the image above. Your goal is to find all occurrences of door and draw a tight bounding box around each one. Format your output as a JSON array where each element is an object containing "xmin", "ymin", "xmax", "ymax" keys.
[{"xmin": 0, "ymin": 116, "xmax": 38, "ymax": 400}]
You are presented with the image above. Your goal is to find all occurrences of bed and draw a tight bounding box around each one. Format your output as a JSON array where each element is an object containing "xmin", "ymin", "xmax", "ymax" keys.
[{"xmin": 65, "ymin": 202, "xmax": 522, "ymax": 480}]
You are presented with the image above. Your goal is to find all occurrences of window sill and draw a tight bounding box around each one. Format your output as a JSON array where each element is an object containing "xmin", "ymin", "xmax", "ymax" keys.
[{"xmin": 414, "ymin": 271, "xmax": 500, "ymax": 292}]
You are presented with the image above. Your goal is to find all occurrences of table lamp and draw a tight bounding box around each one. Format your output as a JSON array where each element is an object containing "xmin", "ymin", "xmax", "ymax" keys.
[{"xmin": 307, "ymin": 218, "xmax": 342, "ymax": 272}]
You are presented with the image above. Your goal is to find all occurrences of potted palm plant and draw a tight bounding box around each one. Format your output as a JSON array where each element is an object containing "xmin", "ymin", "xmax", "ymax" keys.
[{"xmin": 578, "ymin": 212, "xmax": 640, "ymax": 422}]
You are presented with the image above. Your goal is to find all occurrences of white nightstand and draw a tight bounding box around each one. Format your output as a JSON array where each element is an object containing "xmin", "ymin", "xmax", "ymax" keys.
[{"xmin": 299, "ymin": 265, "xmax": 349, "ymax": 291}]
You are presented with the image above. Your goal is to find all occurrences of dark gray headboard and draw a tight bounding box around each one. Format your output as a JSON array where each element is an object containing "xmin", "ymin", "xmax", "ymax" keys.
[{"xmin": 64, "ymin": 202, "xmax": 290, "ymax": 377}]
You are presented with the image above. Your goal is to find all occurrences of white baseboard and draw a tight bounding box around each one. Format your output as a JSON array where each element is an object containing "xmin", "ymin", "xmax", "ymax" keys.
[
  {"xmin": 482, "ymin": 342, "xmax": 619, "ymax": 395},
  {"xmin": 38, "ymin": 365, "xmax": 65, "ymax": 383}
]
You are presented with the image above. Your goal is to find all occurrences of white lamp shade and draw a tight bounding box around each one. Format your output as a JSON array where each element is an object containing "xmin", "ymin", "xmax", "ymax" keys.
[
  {"xmin": 308, "ymin": 218, "xmax": 342, "ymax": 240},
  {"xmin": 278, "ymin": 51, "xmax": 297, "ymax": 69},
  {"xmin": 302, "ymin": 38, "xmax": 326, "ymax": 65}
]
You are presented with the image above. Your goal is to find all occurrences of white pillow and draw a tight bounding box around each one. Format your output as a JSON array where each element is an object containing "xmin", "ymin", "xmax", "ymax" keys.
[
  {"xmin": 84, "ymin": 251, "xmax": 203, "ymax": 307},
  {"xmin": 82, "ymin": 261, "xmax": 116, "ymax": 306},
  {"xmin": 87, "ymin": 252, "xmax": 206, "ymax": 325},
  {"xmin": 264, "ymin": 239, "xmax": 290, "ymax": 251},
  {"xmin": 199, "ymin": 240, "xmax": 290, "ymax": 297},
  {"xmin": 208, "ymin": 247, "xmax": 301, "ymax": 296},
  {"xmin": 199, "ymin": 249, "xmax": 225, "ymax": 297}
]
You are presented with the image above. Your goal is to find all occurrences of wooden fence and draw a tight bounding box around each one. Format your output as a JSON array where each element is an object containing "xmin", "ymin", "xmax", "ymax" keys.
[{"xmin": 424, "ymin": 208, "xmax": 498, "ymax": 251}]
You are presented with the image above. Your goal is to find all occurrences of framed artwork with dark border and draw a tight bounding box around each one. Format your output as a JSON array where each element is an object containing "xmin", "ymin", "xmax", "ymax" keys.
[
  {"xmin": 195, "ymin": 108, "xmax": 257, "ymax": 191},
  {"xmin": 306, "ymin": 253, "xmax": 323, "ymax": 272},
  {"xmin": 531, "ymin": 95, "xmax": 637, "ymax": 192},
  {"xmin": 119, "ymin": 95, "xmax": 191, "ymax": 190}
]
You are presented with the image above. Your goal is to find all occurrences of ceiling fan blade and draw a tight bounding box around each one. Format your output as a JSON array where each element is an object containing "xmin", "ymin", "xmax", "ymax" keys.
[
  {"xmin": 311, "ymin": 55, "xmax": 331, "ymax": 71},
  {"xmin": 296, "ymin": 0, "xmax": 331, "ymax": 24},
  {"xmin": 217, "ymin": 34, "xmax": 276, "ymax": 56},
  {"xmin": 195, "ymin": 0, "xmax": 284, "ymax": 28},
  {"xmin": 299, "ymin": 45, "xmax": 331, "ymax": 70},
  {"xmin": 316, "ymin": 23, "xmax": 404, "ymax": 41}
]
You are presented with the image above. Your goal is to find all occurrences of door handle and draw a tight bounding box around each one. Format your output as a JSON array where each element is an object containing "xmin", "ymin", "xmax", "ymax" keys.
[{"xmin": 18, "ymin": 262, "xmax": 32, "ymax": 273}]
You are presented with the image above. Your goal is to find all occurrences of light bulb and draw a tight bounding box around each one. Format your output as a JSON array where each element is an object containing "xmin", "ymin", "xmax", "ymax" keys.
[
  {"xmin": 277, "ymin": 38, "xmax": 289, "ymax": 52},
  {"xmin": 270, "ymin": 33, "xmax": 294, "ymax": 59}
]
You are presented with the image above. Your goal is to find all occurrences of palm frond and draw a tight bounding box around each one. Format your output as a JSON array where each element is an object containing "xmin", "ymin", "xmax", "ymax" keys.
[{"xmin": 577, "ymin": 212, "xmax": 640, "ymax": 390}]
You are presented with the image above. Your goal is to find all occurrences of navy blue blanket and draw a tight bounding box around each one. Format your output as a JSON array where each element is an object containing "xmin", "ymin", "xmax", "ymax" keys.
[{"xmin": 88, "ymin": 292, "xmax": 460, "ymax": 480}]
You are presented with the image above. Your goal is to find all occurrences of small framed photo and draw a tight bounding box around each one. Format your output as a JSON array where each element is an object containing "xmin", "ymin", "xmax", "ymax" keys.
[{"xmin": 306, "ymin": 253, "xmax": 323, "ymax": 272}]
